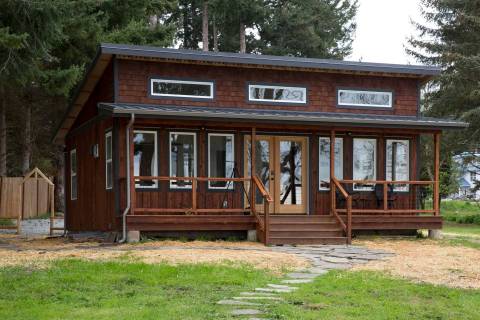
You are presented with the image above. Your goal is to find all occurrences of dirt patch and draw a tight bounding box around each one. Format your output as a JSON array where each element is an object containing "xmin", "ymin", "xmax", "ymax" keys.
[
  {"xmin": 0, "ymin": 235, "xmax": 309, "ymax": 274},
  {"xmin": 353, "ymin": 238, "xmax": 480, "ymax": 289}
]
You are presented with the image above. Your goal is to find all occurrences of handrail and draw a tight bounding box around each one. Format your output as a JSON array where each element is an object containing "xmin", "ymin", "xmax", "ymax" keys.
[
  {"xmin": 331, "ymin": 177, "xmax": 352, "ymax": 244},
  {"xmin": 339, "ymin": 179, "xmax": 434, "ymax": 185},
  {"xmin": 252, "ymin": 175, "xmax": 273, "ymax": 245}
]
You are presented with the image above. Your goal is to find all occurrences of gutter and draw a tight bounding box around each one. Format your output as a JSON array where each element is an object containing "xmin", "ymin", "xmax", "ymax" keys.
[{"xmin": 118, "ymin": 113, "xmax": 135, "ymax": 243}]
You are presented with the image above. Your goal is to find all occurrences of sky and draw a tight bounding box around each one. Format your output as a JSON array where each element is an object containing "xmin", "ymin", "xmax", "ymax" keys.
[{"xmin": 348, "ymin": 0, "xmax": 425, "ymax": 65}]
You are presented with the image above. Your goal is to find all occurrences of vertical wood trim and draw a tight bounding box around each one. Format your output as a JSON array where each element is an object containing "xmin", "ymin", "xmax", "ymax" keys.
[
  {"xmin": 250, "ymin": 127, "xmax": 256, "ymax": 214},
  {"xmin": 433, "ymin": 132, "xmax": 441, "ymax": 216},
  {"xmin": 129, "ymin": 126, "xmax": 136, "ymax": 215},
  {"xmin": 330, "ymin": 130, "xmax": 335, "ymax": 215}
]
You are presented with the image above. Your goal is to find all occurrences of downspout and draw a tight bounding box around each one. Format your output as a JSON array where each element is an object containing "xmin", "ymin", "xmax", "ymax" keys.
[{"xmin": 119, "ymin": 113, "xmax": 135, "ymax": 243}]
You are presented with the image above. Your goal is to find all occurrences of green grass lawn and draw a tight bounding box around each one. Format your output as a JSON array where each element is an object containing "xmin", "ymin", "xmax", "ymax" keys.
[
  {"xmin": 0, "ymin": 259, "xmax": 277, "ymax": 320},
  {"xmin": 269, "ymin": 271, "xmax": 480, "ymax": 320},
  {"xmin": 1, "ymin": 259, "xmax": 479, "ymax": 320},
  {"xmin": 443, "ymin": 222, "xmax": 480, "ymax": 236},
  {"xmin": 441, "ymin": 200, "xmax": 480, "ymax": 224}
]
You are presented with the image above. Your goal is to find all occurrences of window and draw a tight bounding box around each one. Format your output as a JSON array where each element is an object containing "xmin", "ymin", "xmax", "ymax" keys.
[
  {"xmin": 471, "ymin": 171, "xmax": 477, "ymax": 182},
  {"xmin": 208, "ymin": 133, "xmax": 235, "ymax": 189},
  {"xmin": 248, "ymin": 84, "xmax": 307, "ymax": 104},
  {"xmin": 386, "ymin": 139, "xmax": 409, "ymax": 191},
  {"xmin": 105, "ymin": 131, "xmax": 113, "ymax": 190},
  {"xmin": 170, "ymin": 132, "xmax": 196, "ymax": 189},
  {"xmin": 134, "ymin": 131, "xmax": 158, "ymax": 188},
  {"xmin": 70, "ymin": 149, "xmax": 77, "ymax": 200},
  {"xmin": 151, "ymin": 79, "xmax": 213, "ymax": 99},
  {"xmin": 338, "ymin": 89, "xmax": 392, "ymax": 108},
  {"xmin": 318, "ymin": 137, "xmax": 343, "ymax": 190},
  {"xmin": 353, "ymin": 138, "xmax": 377, "ymax": 190}
]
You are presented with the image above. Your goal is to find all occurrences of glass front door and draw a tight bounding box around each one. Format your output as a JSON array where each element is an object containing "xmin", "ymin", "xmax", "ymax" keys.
[{"xmin": 245, "ymin": 135, "xmax": 307, "ymax": 214}]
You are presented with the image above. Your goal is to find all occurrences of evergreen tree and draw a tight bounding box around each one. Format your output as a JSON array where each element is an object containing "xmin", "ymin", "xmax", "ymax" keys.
[
  {"xmin": 257, "ymin": 0, "xmax": 358, "ymax": 58},
  {"xmin": 407, "ymin": 0, "xmax": 480, "ymax": 195}
]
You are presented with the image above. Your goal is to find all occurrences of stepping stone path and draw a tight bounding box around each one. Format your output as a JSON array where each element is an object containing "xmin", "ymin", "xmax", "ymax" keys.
[{"xmin": 218, "ymin": 244, "xmax": 393, "ymax": 318}]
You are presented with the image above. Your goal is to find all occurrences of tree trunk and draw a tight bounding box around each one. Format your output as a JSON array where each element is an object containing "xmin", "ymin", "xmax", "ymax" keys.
[
  {"xmin": 213, "ymin": 15, "xmax": 219, "ymax": 52},
  {"xmin": 22, "ymin": 102, "xmax": 32, "ymax": 174},
  {"xmin": 239, "ymin": 22, "xmax": 246, "ymax": 53},
  {"xmin": 202, "ymin": 0, "xmax": 209, "ymax": 51},
  {"xmin": 0, "ymin": 85, "xmax": 6, "ymax": 176}
]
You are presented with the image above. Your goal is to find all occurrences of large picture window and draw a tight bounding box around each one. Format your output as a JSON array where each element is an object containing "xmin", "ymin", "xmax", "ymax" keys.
[
  {"xmin": 208, "ymin": 134, "xmax": 235, "ymax": 189},
  {"xmin": 318, "ymin": 137, "xmax": 343, "ymax": 190},
  {"xmin": 353, "ymin": 138, "xmax": 377, "ymax": 191},
  {"xmin": 134, "ymin": 131, "xmax": 158, "ymax": 188},
  {"xmin": 338, "ymin": 89, "xmax": 392, "ymax": 108},
  {"xmin": 386, "ymin": 139, "xmax": 410, "ymax": 191},
  {"xmin": 105, "ymin": 131, "xmax": 113, "ymax": 190},
  {"xmin": 70, "ymin": 149, "xmax": 77, "ymax": 200},
  {"xmin": 248, "ymin": 84, "xmax": 307, "ymax": 104},
  {"xmin": 151, "ymin": 79, "xmax": 213, "ymax": 99},
  {"xmin": 170, "ymin": 132, "xmax": 196, "ymax": 189}
]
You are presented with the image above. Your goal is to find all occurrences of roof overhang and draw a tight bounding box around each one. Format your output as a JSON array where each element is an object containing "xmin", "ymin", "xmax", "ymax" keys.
[
  {"xmin": 53, "ymin": 49, "xmax": 113, "ymax": 144},
  {"xmin": 98, "ymin": 103, "xmax": 469, "ymax": 131},
  {"xmin": 102, "ymin": 43, "xmax": 441, "ymax": 80}
]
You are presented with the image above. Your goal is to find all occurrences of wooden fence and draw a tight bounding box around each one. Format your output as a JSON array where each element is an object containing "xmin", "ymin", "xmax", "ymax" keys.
[{"xmin": 0, "ymin": 168, "xmax": 60, "ymax": 234}]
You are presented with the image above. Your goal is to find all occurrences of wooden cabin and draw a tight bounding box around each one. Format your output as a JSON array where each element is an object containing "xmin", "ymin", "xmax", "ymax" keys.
[{"xmin": 54, "ymin": 43, "xmax": 467, "ymax": 245}]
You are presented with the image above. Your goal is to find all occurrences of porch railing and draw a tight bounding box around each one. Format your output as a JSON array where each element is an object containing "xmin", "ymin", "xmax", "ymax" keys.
[
  {"xmin": 331, "ymin": 177, "xmax": 352, "ymax": 244},
  {"xmin": 133, "ymin": 175, "xmax": 273, "ymax": 244},
  {"xmin": 330, "ymin": 178, "xmax": 438, "ymax": 244}
]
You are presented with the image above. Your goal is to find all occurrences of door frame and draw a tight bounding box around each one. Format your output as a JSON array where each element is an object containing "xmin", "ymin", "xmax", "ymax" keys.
[{"xmin": 244, "ymin": 134, "xmax": 308, "ymax": 214}]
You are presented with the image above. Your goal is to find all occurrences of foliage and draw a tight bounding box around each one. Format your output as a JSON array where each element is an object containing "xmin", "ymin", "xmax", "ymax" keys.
[
  {"xmin": 256, "ymin": 0, "xmax": 358, "ymax": 58},
  {"xmin": 269, "ymin": 270, "xmax": 480, "ymax": 319},
  {"xmin": 170, "ymin": 0, "xmax": 357, "ymax": 57},
  {"xmin": 0, "ymin": 259, "xmax": 277, "ymax": 319},
  {"xmin": 408, "ymin": 0, "xmax": 480, "ymax": 191},
  {"xmin": 441, "ymin": 200, "xmax": 480, "ymax": 225}
]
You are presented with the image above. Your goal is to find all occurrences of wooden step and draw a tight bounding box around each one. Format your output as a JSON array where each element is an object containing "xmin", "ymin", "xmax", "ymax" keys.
[
  {"xmin": 269, "ymin": 223, "xmax": 341, "ymax": 231},
  {"xmin": 268, "ymin": 215, "xmax": 336, "ymax": 223},
  {"xmin": 269, "ymin": 230, "xmax": 344, "ymax": 237},
  {"xmin": 268, "ymin": 236, "xmax": 347, "ymax": 245}
]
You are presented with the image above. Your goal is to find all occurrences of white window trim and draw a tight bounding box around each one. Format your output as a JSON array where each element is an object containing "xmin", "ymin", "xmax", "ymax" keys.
[
  {"xmin": 208, "ymin": 133, "xmax": 235, "ymax": 190},
  {"xmin": 105, "ymin": 131, "xmax": 113, "ymax": 190},
  {"xmin": 70, "ymin": 149, "xmax": 77, "ymax": 200},
  {"xmin": 318, "ymin": 137, "xmax": 344, "ymax": 191},
  {"xmin": 134, "ymin": 130, "xmax": 158, "ymax": 189},
  {"xmin": 150, "ymin": 78, "xmax": 214, "ymax": 99},
  {"xmin": 338, "ymin": 89, "xmax": 393, "ymax": 108},
  {"xmin": 386, "ymin": 139, "xmax": 410, "ymax": 192},
  {"xmin": 169, "ymin": 132, "xmax": 197, "ymax": 189},
  {"xmin": 248, "ymin": 84, "xmax": 307, "ymax": 104},
  {"xmin": 353, "ymin": 138, "xmax": 377, "ymax": 191}
]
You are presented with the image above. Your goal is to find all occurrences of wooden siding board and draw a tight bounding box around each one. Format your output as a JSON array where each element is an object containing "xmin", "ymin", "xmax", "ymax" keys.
[{"xmin": 117, "ymin": 60, "xmax": 419, "ymax": 117}]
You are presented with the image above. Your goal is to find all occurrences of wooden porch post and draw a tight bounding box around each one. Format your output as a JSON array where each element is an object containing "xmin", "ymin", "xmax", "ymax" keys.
[
  {"xmin": 250, "ymin": 127, "xmax": 256, "ymax": 214},
  {"xmin": 433, "ymin": 132, "xmax": 441, "ymax": 216},
  {"xmin": 330, "ymin": 130, "xmax": 335, "ymax": 215},
  {"xmin": 129, "ymin": 125, "xmax": 136, "ymax": 215}
]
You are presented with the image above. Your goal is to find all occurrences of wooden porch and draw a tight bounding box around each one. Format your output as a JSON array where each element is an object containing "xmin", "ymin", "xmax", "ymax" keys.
[{"xmin": 125, "ymin": 126, "xmax": 442, "ymax": 245}]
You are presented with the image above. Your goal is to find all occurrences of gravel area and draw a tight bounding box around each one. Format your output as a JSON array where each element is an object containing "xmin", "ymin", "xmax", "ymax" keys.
[
  {"xmin": 0, "ymin": 237, "xmax": 309, "ymax": 273},
  {"xmin": 355, "ymin": 238, "xmax": 480, "ymax": 289}
]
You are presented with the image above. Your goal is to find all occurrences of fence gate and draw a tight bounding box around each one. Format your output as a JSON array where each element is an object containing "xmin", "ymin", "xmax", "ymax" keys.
[{"xmin": 0, "ymin": 168, "xmax": 63, "ymax": 235}]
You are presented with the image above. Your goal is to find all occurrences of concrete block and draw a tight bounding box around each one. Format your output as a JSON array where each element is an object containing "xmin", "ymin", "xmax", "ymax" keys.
[
  {"xmin": 247, "ymin": 230, "xmax": 257, "ymax": 242},
  {"xmin": 428, "ymin": 229, "xmax": 442, "ymax": 239},
  {"xmin": 127, "ymin": 230, "xmax": 140, "ymax": 243}
]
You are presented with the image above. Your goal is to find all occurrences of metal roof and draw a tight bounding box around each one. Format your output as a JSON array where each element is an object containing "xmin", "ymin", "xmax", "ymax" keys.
[
  {"xmin": 98, "ymin": 103, "xmax": 468, "ymax": 130},
  {"xmin": 101, "ymin": 43, "xmax": 441, "ymax": 77}
]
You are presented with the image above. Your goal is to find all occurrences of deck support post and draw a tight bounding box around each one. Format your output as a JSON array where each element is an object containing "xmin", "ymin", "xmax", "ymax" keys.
[
  {"xmin": 330, "ymin": 130, "xmax": 335, "ymax": 215},
  {"xmin": 433, "ymin": 132, "xmax": 441, "ymax": 216},
  {"xmin": 250, "ymin": 127, "xmax": 256, "ymax": 214},
  {"xmin": 129, "ymin": 122, "xmax": 136, "ymax": 216}
]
